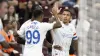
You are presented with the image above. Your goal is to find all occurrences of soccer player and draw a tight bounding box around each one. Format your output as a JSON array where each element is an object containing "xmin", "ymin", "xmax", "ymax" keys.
[
  {"xmin": 51, "ymin": 9, "xmax": 78, "ymax": 56},
  {"xmin": 15, "ymin": 3, "xmax": 62, "ymax": 56}
]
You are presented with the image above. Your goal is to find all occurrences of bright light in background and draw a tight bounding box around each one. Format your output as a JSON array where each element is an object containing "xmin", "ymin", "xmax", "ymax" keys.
[{"xmin": 77, "ymin": 0, "xmax": 100, "ymax": 56}]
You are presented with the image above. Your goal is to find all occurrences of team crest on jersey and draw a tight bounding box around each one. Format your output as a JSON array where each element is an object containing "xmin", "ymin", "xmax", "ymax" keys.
[{"xmin": 62, "ymin": 33, "xmax": 73, "ymax": 38}]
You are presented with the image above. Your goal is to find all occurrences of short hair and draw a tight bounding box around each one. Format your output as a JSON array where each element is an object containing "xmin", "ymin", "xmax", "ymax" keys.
[
  {"xmin": 32, "ymin": 4, "xmax": 43, "ymax": 19},
  {"xmin": 62, "ymin": 9, "xmax": 72, "ymax": 16},
  {"xmin": 0, "ymin": 0, "xmax": 7, "ymax": 8}
]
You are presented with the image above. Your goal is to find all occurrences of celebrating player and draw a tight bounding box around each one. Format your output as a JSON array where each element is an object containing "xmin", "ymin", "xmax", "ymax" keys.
[
  {"xmin": 51, "ymin": 9, "xmax": 78, "ymax": 56},
  {"xmin": 15, "ymin": 3, "xmax": 62, "ymax": 56}
]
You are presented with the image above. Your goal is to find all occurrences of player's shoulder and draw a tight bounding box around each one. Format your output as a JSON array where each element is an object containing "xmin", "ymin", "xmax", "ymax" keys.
[
  {"xmin": 23, "ymin": 19, "xmax": 31, "ymax": 25},
  {"xmin": 41, "ymin": 22, "xmax": 51, "ymax": 25},
  {"xmin": 41, "ymin": 22, "xmax": 48, "ymax": 24},
  {"xmin": 69, "ymin": 23, "xmax": 76, "ymax": 31},
  {"xmin": 25, "ymin": 19, "xmax": 31, "ymax": 23},
  {"xmin": 69, "ymin": 23, "xmax": 75, "ymax": 28},
  {"xmin": 20, "ymin": 19, "xmax": 31, "ymax": 27}
]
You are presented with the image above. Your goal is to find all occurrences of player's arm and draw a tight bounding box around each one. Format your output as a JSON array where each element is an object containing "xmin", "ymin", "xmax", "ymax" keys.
[
  {"xmin": 44, "ymin": 39, "xmax": 52, "ymax": 48},
  {"xmin": 72, "ymin": 33, "xmax": 78, "ymax": 56},
  {"xmin": 13, "ymin": 31, "xmax": 25, "ymax": 45},
  {"xmin": 0, "ymin": 34, "xmax": 10, "ymax": 49},
  {"xmin": 48, "ymin": 16, "xmax": 56, "ymax": 23},
  {"xmin": 13, "ymin": 23, "xmax": 26, "ymax": 45},
  {"xmin": 72, "ymin": 39, "xmax": 78, "ymax": 56},
  {"xmin": 16, "ymin": 35, "xmax": 25, "ymax": 45},
  {"xmin": 52, "ymin": 1, "xmax": 62, "ymax": 29}
]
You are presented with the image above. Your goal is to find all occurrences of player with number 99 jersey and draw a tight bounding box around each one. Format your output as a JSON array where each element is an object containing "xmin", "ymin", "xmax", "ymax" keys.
[{"xmin": 17, "ymin": 19, "xmax": 55, "ymax": 56}]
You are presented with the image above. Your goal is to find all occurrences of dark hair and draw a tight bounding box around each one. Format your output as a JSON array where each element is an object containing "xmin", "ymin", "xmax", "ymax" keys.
[
  {"xmin": 32, "ymin": 5, "xmax": 43, "ymax": 19},
  {"xmin": 7, "ymin": 5, "xmax": 16, "ymax": 20},
  {"xmin": 0, "ymin": 0, "xmax": 7, "ymax": 8},
  {"xmin": 62, "ymin": 9, "xmax": 72, "ymax": 16},
  {"xmin": 24, "ymin": 1, "xmax": 33, "ymax": 21}
]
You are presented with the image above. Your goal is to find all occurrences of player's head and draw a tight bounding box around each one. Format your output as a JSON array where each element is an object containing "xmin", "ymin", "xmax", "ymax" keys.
[
  {"xmin": 62, "ymin": 9, "xmax": 72, "ymax": 24},
  {"xmin": 0, "ymin": 0, "xmax": 8, "ymax": 18},
  {"xmin": 32, "ymin": 4, "xmax": 43, "ymax": 22}
]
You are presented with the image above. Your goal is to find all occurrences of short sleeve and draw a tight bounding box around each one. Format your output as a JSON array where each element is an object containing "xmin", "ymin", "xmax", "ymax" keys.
[
  {"xmin": 17, "ymin": 20, "xmax": 31, "ymax": 39},
  {"xmin": 72, "ymin": 25, "xmax": 78, "ymax": 40},
  {"xmin": 17, "ymin": 23, "xmax": 25, "ymax": 38},
  {"xmin": 0, "ymin": 34, "xmax": 5, "ymax": 42},
  {"xmin": 73, "ymin": 32, "xmax": 78, "ymax": 40},
  {"xmin": 43, "ymin": 22, "xmax": 55, "ymax": 31}
]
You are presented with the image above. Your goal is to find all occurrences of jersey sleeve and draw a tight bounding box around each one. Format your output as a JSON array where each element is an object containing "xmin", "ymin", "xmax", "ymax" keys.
[
  {"xmin": 17, "ymin": 23, "xmax": 25, "ymax": 38},
  {"xmin": 73, "ymin": 32, "xmax": 78, "ymax": 40},
  {"xmin": 72, "ymin": 25, "xmax": 78, "ymax": 40},
  {"xmin": 43, "ymin": 22, "xmax": 55, "ymax": 31},
  {"xmin": 0, "ymin": 34, "xmax": 5, "ymax": 42}
]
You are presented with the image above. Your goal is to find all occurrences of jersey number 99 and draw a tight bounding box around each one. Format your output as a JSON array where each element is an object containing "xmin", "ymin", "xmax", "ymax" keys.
[{"xmin": 26, "ymin": 30, "xmax": 40, "ymax": 44}]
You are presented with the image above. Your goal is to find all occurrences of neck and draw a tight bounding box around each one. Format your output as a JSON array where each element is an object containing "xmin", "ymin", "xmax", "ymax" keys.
[
  {"xmin": 64, "ymin": 22, "xmax": 69, "ymax": 25},
  {"xmin": 31, "ymin": 18, "xmax": 34, "ymax": 21},
  {"xmin": 31, "ymin": 17, "xmax": 42, "ymax": 22},
  {"xmin": 36, "ymin": 18, "xmax": 42, "ymax": 22}
]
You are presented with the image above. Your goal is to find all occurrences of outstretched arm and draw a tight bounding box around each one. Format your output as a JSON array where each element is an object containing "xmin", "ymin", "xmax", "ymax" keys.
[{"xmin": 52, "ymin": 1, "xmax": 62, "ymax": 29}]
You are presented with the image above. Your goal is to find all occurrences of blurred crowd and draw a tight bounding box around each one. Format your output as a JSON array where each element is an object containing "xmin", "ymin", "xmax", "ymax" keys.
[{"xmin": 0, "ymin": 0, "xmax": 79, "ymax": 56}]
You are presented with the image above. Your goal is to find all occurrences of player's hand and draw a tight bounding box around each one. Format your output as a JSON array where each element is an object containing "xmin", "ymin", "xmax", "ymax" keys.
[
  {"xmin": 52, "ymin": 1, "xmax": 59, "ymax": 15},
  {"xmin": 53, "ymin": 45, "xmax": 62, "ymax": 51}
]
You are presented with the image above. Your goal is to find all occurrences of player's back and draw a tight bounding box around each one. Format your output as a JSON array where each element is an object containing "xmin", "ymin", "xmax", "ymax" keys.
[{"xmin": 18, "ymin": 20, "xmax": 54, "ymax": 56}]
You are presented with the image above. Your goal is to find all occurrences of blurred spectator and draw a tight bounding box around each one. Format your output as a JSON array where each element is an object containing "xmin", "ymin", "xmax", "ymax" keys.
[
  {"xmin": 0, "ymin": 50, "xmax": 3, "ymax": 56},
  {"xmin": 0, "ymin": 49, "xmax": 9, "ymax": 56},
  {"xmin": 39, "ymin": 0, "xmax": 51, "ymax": 22},
  {"xmin": 24, "ymin": 0, "xmax": 33, "ymax": 22},
  {"xmin": 39, "ymin": 0, "xmax": 57, "ymax": 22},
  {"xmin": 60, "ymin": 0, "xmax": 78, "ymax": 7},
  {"xmin": 18, "ymin": 8, "xmax": 25, "ymax": 26},
  {"xmin": 8, "ymin": 0, "xmax": 18, "ymax": 6},
  {"xmin": 0, "ymin": 0, "xmax": 8, "ymax": 29},
  {"xmin": 18, "ymin": 0, "xmax": 27, "ymax": 2},
  {"xmin": 0, "ymin": 18, "xmax": 3, "ymax": 29},
  {"xmin": 0, "ymin": 0, "xmax": 11, "ymax": 51},
  {"xmin": 4, "ymin": 5, "xmax": 19, "ymax": 32},
  {"xmin": 4, "ymin": 5, "xmax": 19, "ymax": 22},
  {"xmin": 17, "ymin": 0, "xmax": 27, "ymax": 26},
  {"xmin": 0, "ymin": 20, "xmax": 19, "ymax": 56}
]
